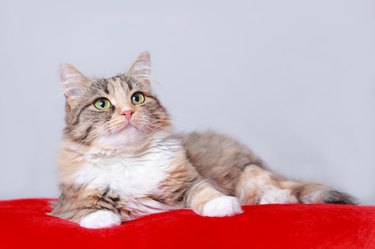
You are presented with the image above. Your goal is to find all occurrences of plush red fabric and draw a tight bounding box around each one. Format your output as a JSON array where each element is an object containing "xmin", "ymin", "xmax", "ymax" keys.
[{"xmin": 1, "ymin": 199, "xmax": 374, "ymax": 249}]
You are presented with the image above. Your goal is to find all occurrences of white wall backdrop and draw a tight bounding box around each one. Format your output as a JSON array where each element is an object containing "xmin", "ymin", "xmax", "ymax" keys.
[{"xmin": 0, "ymin": 0, "xmax": 374, "ymax": 203}]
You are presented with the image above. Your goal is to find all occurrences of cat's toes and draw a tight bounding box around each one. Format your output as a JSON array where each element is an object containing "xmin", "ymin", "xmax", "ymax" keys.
[
  {"xmin": 79, "ymin": 210, "xmax": 121, "ymax": 229},
  {"xmin": 202, "ymin": 196, "xmax": 243, "ymax": 217},
  {"xmin": 260, "ymin": 189, "xmax": 298, "ymax": 204}
]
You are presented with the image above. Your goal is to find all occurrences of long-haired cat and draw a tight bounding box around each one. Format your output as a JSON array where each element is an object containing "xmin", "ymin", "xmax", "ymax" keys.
[{"xmin": 51, "ymin": 52, "xmax": 355, "ymax": 228}]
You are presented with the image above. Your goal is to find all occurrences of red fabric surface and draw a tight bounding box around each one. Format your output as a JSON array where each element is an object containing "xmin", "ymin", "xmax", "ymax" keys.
[{"xmin": 1, "ymin": 199, "xmax": 375, "ymax": 249}]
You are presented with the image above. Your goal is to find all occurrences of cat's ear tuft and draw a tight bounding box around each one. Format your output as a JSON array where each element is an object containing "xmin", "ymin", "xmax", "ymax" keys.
[
  {"xmin": 59, "ymin": 64, "xmax": 89, "ymax": 103},
  {"xmin": 126, "ymin": 51, "xmax": 151, "ymax": 83}
]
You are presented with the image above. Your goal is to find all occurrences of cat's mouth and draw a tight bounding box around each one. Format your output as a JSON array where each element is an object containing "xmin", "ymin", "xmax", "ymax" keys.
[
  {"xmin": 113, "ymin": 121, "xmax": 139, "ymax": 134},
  {"xmin": 97, "ymin": 122, "xmax": 145, "ymax": 149}
]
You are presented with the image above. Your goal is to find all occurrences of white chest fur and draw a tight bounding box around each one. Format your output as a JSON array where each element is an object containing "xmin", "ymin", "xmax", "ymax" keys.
[{"xmin": 73, "ymin": 138, "xmax": 181, "ymax": 197}]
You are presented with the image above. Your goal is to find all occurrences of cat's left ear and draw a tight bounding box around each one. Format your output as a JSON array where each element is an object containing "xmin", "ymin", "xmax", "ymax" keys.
[
  {"xmin": 59, "ymin": 64, "xmax": 90, "ymax": 107},
  {"xmin": 126, "ymin": 51, "xmax": 151, "ymax": 83}
]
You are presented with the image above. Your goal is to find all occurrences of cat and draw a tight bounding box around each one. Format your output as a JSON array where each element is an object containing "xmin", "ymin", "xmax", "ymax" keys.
[{"xmin": 51, "ymin": 51, "xmax": 355, "ymax": 229}]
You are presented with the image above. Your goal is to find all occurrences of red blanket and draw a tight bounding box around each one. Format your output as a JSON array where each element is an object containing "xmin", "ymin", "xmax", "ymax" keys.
[{"xmin": 1, "ymin": 199, "xmax": 374, "ymax": 249}]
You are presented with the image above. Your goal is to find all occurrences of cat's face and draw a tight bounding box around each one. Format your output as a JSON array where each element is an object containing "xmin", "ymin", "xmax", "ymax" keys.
[{"xmin": 60, "ymin": 52, "xmax": 170, "ymax": 151}]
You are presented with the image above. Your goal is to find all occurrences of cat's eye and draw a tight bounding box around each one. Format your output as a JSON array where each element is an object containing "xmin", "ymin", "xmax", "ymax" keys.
[
  {"xmin": 94, "ymin": 98, "xmax": 112, "ymax": 110},
  {"xmin": 131, "ymin": 92, "xmax": 145, "ymax": 105}
]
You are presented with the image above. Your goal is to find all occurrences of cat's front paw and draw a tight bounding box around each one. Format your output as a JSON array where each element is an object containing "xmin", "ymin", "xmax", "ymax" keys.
[
  {"xmin": 79, "ymin": 210, "xmax": 121, "ymax": 229},
  {"xmin": 202, "ymin": 196, "xmax": 243, "ymax": 217}
]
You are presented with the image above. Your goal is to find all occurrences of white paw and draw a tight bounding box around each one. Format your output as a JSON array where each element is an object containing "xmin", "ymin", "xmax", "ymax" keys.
[
  {"xmin": 79, "ymin": 210, "xmax": 121, "ymax": 229},
  {"xmin": 202, "ymin": 196, "xmax": 243, "ymax": 217},
  {"xmin": 260, "ymin": 189, "xmax": 298, "ymax": 204}
]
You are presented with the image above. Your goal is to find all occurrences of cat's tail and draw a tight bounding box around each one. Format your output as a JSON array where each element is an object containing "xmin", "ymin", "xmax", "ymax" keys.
[{"xmin": 279, "ymin": 181, "xmax": 357, "ymax": 204}]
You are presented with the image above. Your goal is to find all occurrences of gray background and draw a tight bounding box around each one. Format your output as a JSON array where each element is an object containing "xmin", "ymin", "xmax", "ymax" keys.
[{"xmin": 0, "ymin": 0, "xmax": 374, "ymax": 203}]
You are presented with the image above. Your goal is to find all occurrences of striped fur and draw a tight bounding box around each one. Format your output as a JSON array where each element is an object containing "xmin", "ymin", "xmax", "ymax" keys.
[{"xmin": 51, "ymin": 52, "xmax": 355, "ymax": 229}]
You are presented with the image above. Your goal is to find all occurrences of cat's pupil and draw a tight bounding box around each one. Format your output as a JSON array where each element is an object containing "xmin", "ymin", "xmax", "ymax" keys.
[
  {"xmin": 133, "ymin": 96, "xmax": 139, "ymax": 102},
  {"xmin": 99, "ymin": 100, "xmax": 105, "ymax": 107}
]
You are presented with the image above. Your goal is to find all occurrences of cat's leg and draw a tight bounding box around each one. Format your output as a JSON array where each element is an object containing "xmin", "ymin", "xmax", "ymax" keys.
[
  {"xmin": 235, "ymin": 164, "xmax": 298, "ymax": 205},
  {"xmin": 50, "ymin": 185, "xmax": 122, "ymax": 229},
  {"xmin": 235, "ymin": 164, "xmax": 356, "ymax": 205},
  {"xmin": 185, "ymin": 180, "xmax": 243, "ymax": 217}
]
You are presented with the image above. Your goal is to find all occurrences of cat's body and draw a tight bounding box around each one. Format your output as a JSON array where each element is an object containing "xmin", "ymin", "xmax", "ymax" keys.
[{"xmin": 51, "ymin": 52, "xmax": 355, "ymax": 228}]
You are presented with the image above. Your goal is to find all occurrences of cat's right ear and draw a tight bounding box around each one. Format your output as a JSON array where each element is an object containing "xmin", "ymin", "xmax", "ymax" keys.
[
  {"xmin": 126, "ymin": 51, "xmax": 151, "ymax": 84},
  {"xmin": 59, "ymin": 64, "xmax": 89, "ymax": 106}
]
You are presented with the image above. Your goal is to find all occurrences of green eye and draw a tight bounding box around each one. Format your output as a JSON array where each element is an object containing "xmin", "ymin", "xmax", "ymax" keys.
[
  {"xmin": 131, "ymin": 92, "xmax": 145, "ymax": 105},
  {"xmin": 94, "ymin": 98, "xmax": 112, "ymax": 110}
]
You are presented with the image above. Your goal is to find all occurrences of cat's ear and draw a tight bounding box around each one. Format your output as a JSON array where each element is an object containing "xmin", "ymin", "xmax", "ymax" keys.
[
  {"xmin": 126, "ymin": 51, "xmax": 151, "ymax": 83},
  {"xmin": 59, "ymin": 64, "xmax": 89, "ymax": 105}
]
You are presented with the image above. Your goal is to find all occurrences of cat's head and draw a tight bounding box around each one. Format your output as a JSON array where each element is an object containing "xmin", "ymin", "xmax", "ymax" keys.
[{"xmin": 60, "ymin": 52, "xmax": 170, "ymax": 152}]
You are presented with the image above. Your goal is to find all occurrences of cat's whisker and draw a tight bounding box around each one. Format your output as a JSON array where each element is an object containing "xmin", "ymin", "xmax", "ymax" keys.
[{"xmin": 133, "ymin": 116, "xmax": 200, "ymax": 142}]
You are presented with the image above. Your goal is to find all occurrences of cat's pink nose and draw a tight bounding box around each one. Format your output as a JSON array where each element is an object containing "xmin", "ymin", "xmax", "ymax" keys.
[{"xmin": 121, "ymin": 110, "xmax": 134, "ymax": 120}]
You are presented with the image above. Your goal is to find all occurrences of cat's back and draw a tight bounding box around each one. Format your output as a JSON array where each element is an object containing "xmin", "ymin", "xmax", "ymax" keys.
[{"xmin": 180, "ymin": 131, "xmax": 266, "ymax": 194}]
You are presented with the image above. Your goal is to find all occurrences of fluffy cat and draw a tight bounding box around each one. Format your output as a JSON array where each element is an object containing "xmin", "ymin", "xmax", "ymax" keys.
[{"xmin": 51, "ymin": 52, "xmax": 355, "ymax": 229}]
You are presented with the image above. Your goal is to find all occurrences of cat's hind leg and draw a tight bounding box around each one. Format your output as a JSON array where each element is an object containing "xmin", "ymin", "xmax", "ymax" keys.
[
  {"xmin": 235, "ymin": 164, "xmax": 298, "ymax": 205},
  {"xmin": 235, "ymin": 164, "xmax": 356, "ymax": 205}
]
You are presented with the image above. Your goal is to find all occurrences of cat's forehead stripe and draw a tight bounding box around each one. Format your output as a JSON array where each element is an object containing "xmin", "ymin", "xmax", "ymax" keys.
[
  {"xmin": 97, "ymin": 79, "xmax": 109, "ymax": 94},
  {"xmin": 90, "ymin": 79, "xmax": 110, "ymax": 95},
  {"xmin": 112, "ymin": 77, "xmax": 129, "ymax": 105},
  {"xmin": 105, "ymin": 79, "xmax": 115, "ymax": 95},
  {"xmin": 117, "ymin": 75, "xmax": 133, "ymax": 91},
  {"xmin": 99, "ymin": 76, "xmax": 133, "ymax": 95},
  {"xmin": 126, "ymin": 80, "xmax": 133, "ymax": 91}
]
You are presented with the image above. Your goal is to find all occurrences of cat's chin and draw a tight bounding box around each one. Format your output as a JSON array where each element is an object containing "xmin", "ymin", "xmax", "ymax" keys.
[{"xmin": 94, "ymin": 126, "xmax": 149, "ymax": 153}]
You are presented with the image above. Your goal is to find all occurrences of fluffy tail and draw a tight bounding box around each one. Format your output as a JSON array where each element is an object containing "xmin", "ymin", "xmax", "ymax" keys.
[{"xmin": 279, "ymin": 181, "xmax": 357, "ymax": 204}]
